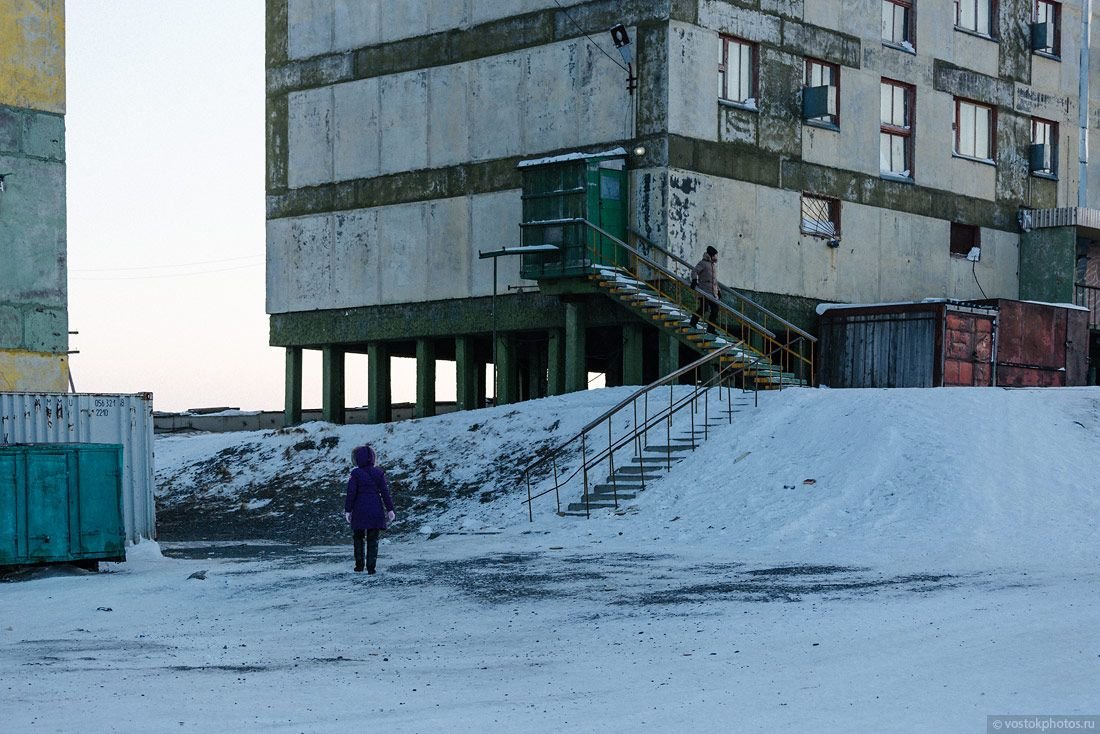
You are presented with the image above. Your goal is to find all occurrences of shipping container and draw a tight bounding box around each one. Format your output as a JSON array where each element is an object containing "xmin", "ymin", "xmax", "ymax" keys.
[
  {"xmin": 0, "ymin": 393, "xmax": 155, "ymax": 543},
  {"xmin": 0, "ymin": 444, "xmax": 125, "ymax": 566},
  {"xmin": 818, "ymin": 300, "xmax": 1089, "ymax": 388}
]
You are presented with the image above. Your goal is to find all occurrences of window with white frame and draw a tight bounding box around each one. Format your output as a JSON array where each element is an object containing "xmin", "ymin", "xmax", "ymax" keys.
[
  {"xmin": 800, "ymin": 194, "xmax": 840, "ymax": 238},
  {"xmin": 804, "ymin": 58, "xmax": 839, "ymax": 126},
  {"xmin": 719, "ymin": 35, "xmax": 756, "ymax": 107},
  {"xmin": 882, "ymin": 0, "xmax": 914, "ymax": 50},
  {"xmin": 880, "ymin": 79, "xmax": 913, "ymax": 178},
  {"xmin": 1030, "ymin": 117, "xmax": 1057, "ymax": 175},
  {"xmin": 1033, "ymin": 0, "xmax": 1060, "ymax": 56},
  {"xmin": 955, "ymin": 0, "xmax": 995, "ymax": 36},
  {"xmin": 954, "ymin": 98, "xmax": 995, "ymax": 161}
]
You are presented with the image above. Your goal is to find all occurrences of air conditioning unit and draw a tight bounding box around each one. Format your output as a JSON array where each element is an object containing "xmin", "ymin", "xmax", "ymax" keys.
[
  {"xmin": 802, "ymin": 85, "xmax": 837, "ymax": 121},
  {"xmin": 1029, "ymin": 143, "xmax": 1056, "ymax": 173},
  {"xmin": 1030, "ymin": 21, "xmax": 1050, "ymax": 51}
]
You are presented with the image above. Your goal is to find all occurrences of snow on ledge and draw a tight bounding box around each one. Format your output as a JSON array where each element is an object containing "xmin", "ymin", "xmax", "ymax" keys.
[
  {"xmin": 517, "ymin": 147, "xmax": 627, "ymax": 168},
  {"xmin": 816, "ymin": 298, "xmax": 1090, "ymax": 316}
]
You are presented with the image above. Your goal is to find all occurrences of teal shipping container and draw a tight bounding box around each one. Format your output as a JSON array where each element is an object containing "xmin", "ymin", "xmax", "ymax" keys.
[{"xmin": 0, "ymin": 444, "xmax": 125, "ymax": 567}]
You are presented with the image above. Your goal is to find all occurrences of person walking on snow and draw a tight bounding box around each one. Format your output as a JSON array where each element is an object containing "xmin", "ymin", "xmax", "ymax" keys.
[
  {"xmin": 689, "ymin": 245, "xmax": 720, "ymax": 334},
  {"xmin": 344, "ymin": 444, "xmax": 395, "ymax": 574}
]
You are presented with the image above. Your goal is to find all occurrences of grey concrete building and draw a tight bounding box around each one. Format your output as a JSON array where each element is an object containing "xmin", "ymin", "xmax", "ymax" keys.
[{"xmin": 266, "ymin": 0, "xmax": 1100, "ymax": 423}]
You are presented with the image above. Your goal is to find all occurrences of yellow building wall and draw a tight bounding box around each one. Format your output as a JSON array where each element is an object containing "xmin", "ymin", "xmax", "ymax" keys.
[
  {"xmin": 0, "ymin": 351, "xmax": 69, "ymax": 392},
  {"xmin": 0, "ymin": 0, "xmax": 65, "ymax": 114}
]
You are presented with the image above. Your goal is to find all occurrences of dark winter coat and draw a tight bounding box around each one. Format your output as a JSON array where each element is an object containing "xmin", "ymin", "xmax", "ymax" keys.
[
  {"xmin": 344, "ymin": 445, "xmax": 394, "ymax": 530},
  {"xmin": 692, "ymin": 254, "xmax": 719, "ymax": 297}
]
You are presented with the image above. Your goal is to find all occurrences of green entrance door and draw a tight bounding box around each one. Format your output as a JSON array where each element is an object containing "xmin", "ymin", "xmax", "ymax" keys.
[{"xmin": 594, "ymin": 162, "xmax": 627, "ymax": 267}]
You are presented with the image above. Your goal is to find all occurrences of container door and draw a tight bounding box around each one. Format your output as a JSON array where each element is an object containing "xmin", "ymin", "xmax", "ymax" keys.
[
  {"xmin": 74, "ymin": 448, "xmax": 125, "ymax": 557},
  {"xmin": 0, "ymin": 454, "xmax": 19, "ymax": 564},
  {"xmin": 26, "ymin": 452, "xmax": 69, "ymax": 561}
]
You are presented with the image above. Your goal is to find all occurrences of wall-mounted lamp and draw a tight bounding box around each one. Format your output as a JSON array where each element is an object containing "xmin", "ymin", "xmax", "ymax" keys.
[
  {"xmin": 609, "ymin": 24, "xmax": 638, "ymax": 95},
  {"xmin": 632, "ymin": 144, "xmax": 646, "ymax": 157},
  {"xmin": 826, "ymin": 238, "xmax": 841, "ymax": 249}
]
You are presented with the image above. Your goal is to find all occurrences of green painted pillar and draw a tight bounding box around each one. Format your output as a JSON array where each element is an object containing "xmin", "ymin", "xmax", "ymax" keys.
[
  {"xmin": 1020, "ymin": 226, "xmax": 1077, "ymax": 302},
  {"xmin": 322, "ymin": 346, "xmax": 345, "ymax": 424},
  {"xmin": 495, "ymin": 333, "xmax": 518, "ymax": 405},
  {"xmin": 658, "ymin": 332, "xmax": 679, "ymax": 378},
  {"xmin": 455, "ymin": 336, "xmax": 478, "ymax": 411},
  {"xmin": 564, "ymin": 301, "xmax": 586, "ymax": 393},
  {"xmin": 547, "ymin": 329, "xmax": 565, "ymax": 396},
  {"xmin": 415, "ymin": 338, "xmax": 436, "ymax": 419},
  {"xmin": 284, "ymin": 347, "xmax": 303, "ymax": 426},
  {"xmin": 367, "ymin": 342, "xmax": 391, "ymax": 424},
  {"xmin": 622, "ymin": 323, "xmax": 644, "ymax": 385}
]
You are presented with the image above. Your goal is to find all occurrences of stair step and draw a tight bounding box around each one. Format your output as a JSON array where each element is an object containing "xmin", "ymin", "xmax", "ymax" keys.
[
  {"xmin": 592, "ymin": 483, "xmax": 645, "ymax": 492},
  {"xmin": 630, "ymin": 456, "xmax": 684, "ymax": 464},
  {"xmin": 644, "ymin": 444, "xmax": 696, "ymax": 453},
  {"xmin": 566, "ymin": 501, "xmax": 619, "ymax": 512}
]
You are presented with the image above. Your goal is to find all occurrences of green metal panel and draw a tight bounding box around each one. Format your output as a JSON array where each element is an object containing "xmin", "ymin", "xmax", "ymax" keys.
[
  {"xmin": 0, "ymin": 455, "xmax": 18, "ymax": 563},
  {"xmin": 26, "ymin": 452, "xmax": 67, "ymax": 560},
  {"xmin": 519, "ymin": 155, "xmax": 627, "ymax": 280},
  {"xmin": 74, "ymin": 448, "xmax": 125, "ymax": 558},
  {"xmin": 0, "ymin": 444, "xmax": 125, "ymax": 566}
]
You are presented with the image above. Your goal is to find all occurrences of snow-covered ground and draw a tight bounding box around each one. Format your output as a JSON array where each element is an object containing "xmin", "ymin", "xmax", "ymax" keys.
[{"xmin": 3, "ymin": 386, "xmax": 1100, "ymax": 732}]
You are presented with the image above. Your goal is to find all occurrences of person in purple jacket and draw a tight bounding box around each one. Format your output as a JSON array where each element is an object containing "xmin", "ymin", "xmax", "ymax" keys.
[{"xmin": 344, "ymin": 444, "xmax": 395, "ymax": 574}]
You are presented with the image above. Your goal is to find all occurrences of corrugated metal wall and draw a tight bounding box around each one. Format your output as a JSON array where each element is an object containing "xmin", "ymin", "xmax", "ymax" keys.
[{"xmin": 0, "ymin": 393, "xmax": 155, "ymax": 543}]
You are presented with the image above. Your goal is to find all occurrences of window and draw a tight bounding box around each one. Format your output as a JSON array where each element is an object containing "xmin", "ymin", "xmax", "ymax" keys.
[
  {"xmin": 955, "ymin": 0, "xmax": 995, "ymax": 36},
  {"xmin": 880, "ymin": 80, "xmax": 913, "ymax": 178},
  {"xmin": 719, "ymin": 36, "xmax": 757, "ymax": 107},
  {"xmin": 1033, "ymin": 0, "xmax": 1061, "ymax": 56},
  {"xmin": 882, "ymin": 0, "xmax": 914, "ymax": 50},
  {"xmin": 803, "ymin": 58, "xmax": 839, "ymax": 126},
  {"xmin": 1030, "ymin": 117, "xmax": 1058, "ymax": 175},
  {"xmin": 954, "ymin": 98, "xmax": 995, "ymax": 161},
  {"xmin": 950, "ymin": 223, "xmax": 981, "ymax": 258},
  {"xmin": 800, "ymin": 194, "xmax": 840, "ymax": 238}
]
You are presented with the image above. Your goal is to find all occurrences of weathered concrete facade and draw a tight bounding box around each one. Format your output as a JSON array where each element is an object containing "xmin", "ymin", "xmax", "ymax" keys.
[
  {"xmin": 0, "ymin": 0, "xmax": 68, "ymax": 391},
  {"xmin": 268, "ymin": 0, "xmax": 1100, "ymax": 419}
]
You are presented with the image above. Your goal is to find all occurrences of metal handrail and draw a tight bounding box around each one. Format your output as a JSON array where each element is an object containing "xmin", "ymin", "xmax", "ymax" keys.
[
  {"xmin": 576, "ymin": 220, "xmax": 814, "ymax": 383},
  {"xmin": 1076, "ymin": 283, "xmax": 1100, "ymax": 329},
  {"xmin": 629, "ymin": 228, "xmax": 818, "ymax": 342},
  {"xmin": 521, "ymin": 345, "xmax": 785, "ymax": 520}
]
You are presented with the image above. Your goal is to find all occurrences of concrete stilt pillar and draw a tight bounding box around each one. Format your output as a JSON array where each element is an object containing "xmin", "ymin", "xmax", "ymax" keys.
[
  {"xmin": 564, "ymin": 301, "xmax": 586, "ymax": 393},
  {"xmin": 476, "ymin": 360, "xmax": 487, "ymax": 407},
  {"xmin": 547, "ymin": 329, "xmax": 565, "ymax": 396},
  {"xmin": 415, "ymin": 338, "xmax": 437, "ymax": 419},
  {"xmin": 495, "ymin": 333, "xmax": 517, "ymax": 405},
  {"xmin": 284, "ymin": 347, "xmax": 303, "ymax": 426},
  {"xmin": 455, "ymin": 336, "xmax": 478, "ymax": 411},
  {"xmin": 322, "ymin": 346, "xmax": 346, "ymax": 424},
  {"xmin": 622, "ymin": 323, "xmax": 644, "ymax": 386},
  {"xmin": 367, "ymin": 342, "xmax": 391, "ymax": 424},
  {"xmin": 658, "ymin": 332, "xmax": 679, "ymax": 378}
]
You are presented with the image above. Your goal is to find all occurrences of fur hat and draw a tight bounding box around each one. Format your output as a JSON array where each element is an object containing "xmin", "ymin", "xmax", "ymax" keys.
[{"xmin": 706, "ymin": 246, "xmax": 718, "ymax": 256}]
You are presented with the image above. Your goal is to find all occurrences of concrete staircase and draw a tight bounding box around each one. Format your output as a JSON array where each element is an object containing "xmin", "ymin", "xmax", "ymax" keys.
[{"xmin": 590, "ymin": 265, "xmax": 807, "ymax": 388}]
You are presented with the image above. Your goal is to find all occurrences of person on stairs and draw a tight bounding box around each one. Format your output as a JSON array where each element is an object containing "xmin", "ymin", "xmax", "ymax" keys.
[
  {"xmin": 689, "ymin": 245, "xmax": 720, "ymax": 334},
  {"xmin": 344, "ymin": 444, "xmax": 395, "ymax": 574}
]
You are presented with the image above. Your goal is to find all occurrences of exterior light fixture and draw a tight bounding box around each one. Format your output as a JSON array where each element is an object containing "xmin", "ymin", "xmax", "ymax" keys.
[
  {"xmin": 609, "ymin": 24, "xmax": 638, "ymax": 95},
  {"xmin": 827, "ymin": 238, "xmax": 841, "ymax": 249},
  {"xmin": 632, "ymin": 144, "xmax": 646, "ymax": 157}
]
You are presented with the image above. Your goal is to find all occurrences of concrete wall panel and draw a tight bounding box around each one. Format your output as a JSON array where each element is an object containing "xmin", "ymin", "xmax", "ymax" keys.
[
  {"xmin": 334, "ymin": 78, "xmax": 379, "ymax": 182},
  {"xmin": 378, "ymin": 204, "xmax": 427, "ymax": 303},
  {"xmin": 523, "ymin": 43, "xmax": 578, "ymax": 153},
  {"xmin": 698, "ymin": 2, "xmax": 782, "ymax": 45},
  {"xmin": 334, "ymin": 0, "xmax": 380, "ymax": 51},
  {"xmin": 287, "ymin": 87, "xmax": 334, "ymax": 188},
  {"xmin": 669, "ymin": 22, "xmax": 719, "ymax": 143},
  {"xmin": 287, "ymin": 0, "xmax": 333, "ymax": 60},
  {"xmin": 333, "ymin": 209, "xmax": 381, "ymax": 308},
  {"xmin": 470, "ymin": 191, "xmax": 523, "ymax": 297},
  {"xmin": 426, "ymin": 198, "xmax": 471, "ymax": 301},
  {"xmin": 0, "ymin": 0, "xmax": 65, "ymax": 114},
  {"xmin": 428, "ymin": 64, "xmax": 470, "ymax": 169},
  {"xmin": 469, "ymin": 54, "xmax": 525, "ymax": 161},
  {"xmin": 380, "ymin": 71, "xmax": 430, "ymax": 174}
]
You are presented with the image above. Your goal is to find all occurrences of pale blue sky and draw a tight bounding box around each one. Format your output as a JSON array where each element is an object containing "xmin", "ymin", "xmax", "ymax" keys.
[{"xmin": 65, "ymin": 1, "xmax": 430, "ymax": 411}]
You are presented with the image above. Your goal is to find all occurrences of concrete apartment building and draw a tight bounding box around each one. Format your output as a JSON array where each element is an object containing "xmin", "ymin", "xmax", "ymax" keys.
[
  {"xmin": 0, "ymin": 1, "xmax": 67, "ymax": 392},
  {"xmin": 267, "ymin": 0, "xmax": 1100, "ymax": 423}
]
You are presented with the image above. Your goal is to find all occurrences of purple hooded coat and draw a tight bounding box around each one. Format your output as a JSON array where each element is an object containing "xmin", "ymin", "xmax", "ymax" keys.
[{"xmin": 344, "ymin": 445, "xmax": 394, "ymax": 530}]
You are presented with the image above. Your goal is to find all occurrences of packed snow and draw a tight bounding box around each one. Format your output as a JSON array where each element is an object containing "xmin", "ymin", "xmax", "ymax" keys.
[{"xmin": 3, "ymin": 386, "xmax": 1100, "ymax": 732}]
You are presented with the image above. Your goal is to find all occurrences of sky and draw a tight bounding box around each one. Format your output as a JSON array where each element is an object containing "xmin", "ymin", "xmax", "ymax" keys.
[
  {"xmin": 64, "ymin": 1, "xmax": 431, "ymax": 412},
  {"xmin": 4, "ymin": 385, "xmax": 1100, "ymax": 730}
]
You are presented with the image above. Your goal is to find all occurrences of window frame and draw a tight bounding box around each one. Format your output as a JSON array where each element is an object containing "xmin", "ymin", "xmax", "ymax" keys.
[
  {"xmin": 954, "ymin": 0, "xmax": 997, "ymax": 38},
  {"xmin": 953, "ymin": 97, "xmax": 997, "ymax": 163},
  {"xmin": 1033, "ymin": 0, "xmax": 1061, "ymax": 58},
  {"xmin": 1030, "ymin": 116, "xmax": 1058, "ymax": 177},
  {"xmin": 880, "ymin": 78, "xmax": 915, "ymax": 180},
  {"xmin": 800, "ymin": 193, "xmax": 841, "ymax": 239},
  {"xmin": 950, "ymin": 223, "xmax": 981, "ymax": 259},
  {"xmin": 718, "ymin": 35, "xmax": 758, "ymax": 109},
  {"xmin": 803, "ymin": 57, "xmax": 840, "ymax": 128},
  {"xmin": 882, "ymin": 0, "xmax": 915, "ymax": 51}
]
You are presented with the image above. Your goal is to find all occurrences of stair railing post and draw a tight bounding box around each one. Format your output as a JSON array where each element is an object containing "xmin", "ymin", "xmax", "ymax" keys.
[
  {"xmin": 608, "ymin": 419, "xmax": 618, "ymax": 509},
  {"xmin": 526, "ymin": 470, "xmax": 533, "ymax": 522},
  {"xmin": 552, "ymin": 456, "xmax": 561, "ymax": 515}
]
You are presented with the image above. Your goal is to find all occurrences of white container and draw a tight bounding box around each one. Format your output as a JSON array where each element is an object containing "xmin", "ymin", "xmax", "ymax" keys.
[{"xmin": 0, "ymin": 392, "xmax": 155, "ymax": 544}]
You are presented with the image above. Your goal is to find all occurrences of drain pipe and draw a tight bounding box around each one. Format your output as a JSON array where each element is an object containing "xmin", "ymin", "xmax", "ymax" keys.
[{"xmin": 1079, "ymin": 0, "xmax": 1093, "ymax": 209}]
